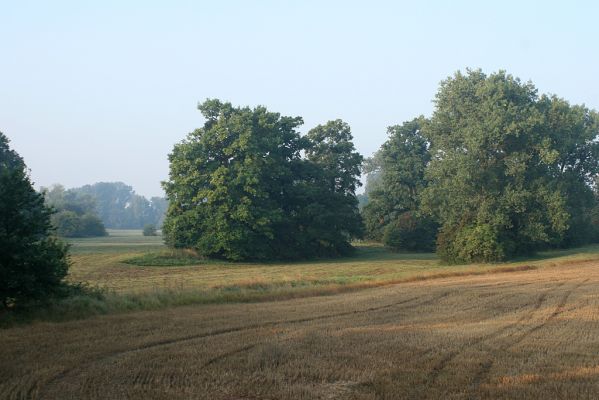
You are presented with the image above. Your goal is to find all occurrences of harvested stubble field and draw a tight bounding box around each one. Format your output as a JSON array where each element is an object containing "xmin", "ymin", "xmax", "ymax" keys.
[{"xmin": 3, "ymin": 231, "xmax": 599, "ymax": 399}]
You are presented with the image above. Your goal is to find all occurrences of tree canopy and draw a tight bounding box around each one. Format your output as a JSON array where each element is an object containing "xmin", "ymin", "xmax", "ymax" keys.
[
  {"xmin": 361, "ymin": 118, "xmax": 436, "ymax": 250},
  {"xmin": 0, "ymin": 132, "xmax": 70, "ymax": 307},
  {"xmin": 162, "ymin": 100, "xmax": 363, "ymax": 261},
  {"xmin": 361, "ymin": 69, "xmax": 599, "ymax": 261},
  {"xmin": 43, "ymin": 185, "xmax": 107, "ymax": 238},
  {"xmin": 73, "ymin": 182, "xmax": 168, "ymax": 229},
  {"xmin": 421, "ymin": 70, "xmax": 599, "ymax": 262}
]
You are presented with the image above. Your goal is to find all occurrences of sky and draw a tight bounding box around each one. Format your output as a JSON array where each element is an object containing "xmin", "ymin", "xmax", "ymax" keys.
[{"xmin": 2, "ymin": 0, "xmax": 598, "ymax": 198}]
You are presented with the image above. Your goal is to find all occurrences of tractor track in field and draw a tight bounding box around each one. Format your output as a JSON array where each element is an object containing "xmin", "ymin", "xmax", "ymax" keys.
[
  {"xmin": 34, "ymin": 278, "xmax": 579, "ymax": 399},
  {"xmin": 129, "ymin": 343, "xmax": 261, "ymax": 390},
  {"xmin": 9, "ymin": 272, "xmax": 590, "ymax": 400},
  {"xmin": 425, "ymin": 280, "xmax": 569, "ymax": 387},
  {"xmin": 36, "ymin": 290, "xmax": 454, "ymax": 398},
  {"xmin": 468, "ymin": 278, "xmax": 590, "ymax": 393}
]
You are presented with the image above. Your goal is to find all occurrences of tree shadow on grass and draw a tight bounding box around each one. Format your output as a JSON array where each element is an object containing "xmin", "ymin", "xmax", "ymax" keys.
[{"xmin": 509, "ymin": 244, "xmax": 599, "ymax": 263}]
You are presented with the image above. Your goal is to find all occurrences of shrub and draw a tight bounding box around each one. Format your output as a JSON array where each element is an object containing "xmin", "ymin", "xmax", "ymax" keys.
[
  {"xmin": 143, "ymin": 224, "xmax": 157, "ymax": 236},
  {"xmin": 437, "ymin": 223, "xmax": 515, "ymax": 264},
  {"xmin": 382, "ymin": 212, "xmax": 437, "ymax": 252},
  {"xmin": 52, "ymin": 211, "xmax": 107, "ymax": 237}
]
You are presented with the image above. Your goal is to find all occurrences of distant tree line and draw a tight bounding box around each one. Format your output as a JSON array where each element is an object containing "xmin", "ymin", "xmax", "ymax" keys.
[
  {"xmin": 363, "ymin": 69, "xmax": 599, "ymax": 263},
  {"xmin": 162, "ymin": 99, "xmax": 363, "ymax": 261},
  {"xmin": 43, "ymin": 182, "xmax": 168, "ymax": 236},
  {"xmin": 74, "ymin": 182, "xmax": 168, "ymax": 229},
  {"xmin": 43, "ymin": 185, "xmax": 108, "ymax": 237}
]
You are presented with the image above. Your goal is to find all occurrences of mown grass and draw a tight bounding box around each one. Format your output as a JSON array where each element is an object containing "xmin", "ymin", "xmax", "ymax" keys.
[
  {"xmin": 5, "ymin": 258, "xmax": 599, "ymax": 399},
  {"xmin": 5, "ymin": 230, "xmax": 599, "ymax": 326},
  {"xmin": 123, "ymin": 248, "xmax": 209, "ymax": 267},
  {"xmin": 66, "ymin": 229, "xmax": 166, "ymax": 254}
]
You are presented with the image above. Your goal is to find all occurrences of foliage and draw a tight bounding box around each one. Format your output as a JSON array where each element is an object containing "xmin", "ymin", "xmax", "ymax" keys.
[
  {"xmin": 0, "ymin": 131, "xmax": 70, "ymax": 308},
  {"xmin": 362, "ymin": 118, "xmax": 432, "ymax": 240},
  {"xmin": 539, "ymin": 95, "xmax": 599, "ymax": 247},
  {"xmin": 142, "ymin": 224, "xmax": 157, "ymax": 236},
  {"xmin": 436, "ymin": 223, "xmax": 511, "ymax": 263},
  {"xmin": 421, "ymin": 70, "xmax": 599, "ymax": 263},
  {"xmin": 382, "ymin": 212, "xmax": 437, "ymax": 252},
  {"xmin": 302, "ymin": 119, "xmax": 364, "ymax": 255},
  {"xmin": 162, "ymin": 100, "xmax": 363, "ymax": 261},
  {"xmin": 73, "ymin": 182, "xmax": 168, "ymax": 229},
  {"xmin": 43, "ymin": 185, "xmax": 108, "ymax": 237}
]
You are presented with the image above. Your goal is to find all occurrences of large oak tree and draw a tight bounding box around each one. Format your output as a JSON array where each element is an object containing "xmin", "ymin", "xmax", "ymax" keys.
[
  {"xmin": 162, "ymin": 100, "xmax": 363, "ymax": 261},
  {"xmin": 421, "ymin": 70, "xmax": 599, "ymax": 262}
]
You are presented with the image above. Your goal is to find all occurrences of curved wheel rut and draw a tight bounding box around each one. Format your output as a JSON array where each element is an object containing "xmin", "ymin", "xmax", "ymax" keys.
[
  {"xmin": 38, "ymin": 290, "xmax": 452, "ymax": 398},
  {"xmin": 467, "ymin": 278, "xmax": 590, "ymax": 393},
  {"xmin": 426, "ymin": 280, "xmax": 569, "ymax": 385}
]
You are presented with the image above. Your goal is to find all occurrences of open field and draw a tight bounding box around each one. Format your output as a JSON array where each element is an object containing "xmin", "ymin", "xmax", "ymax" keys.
[
  {"xmin": 3, "ymin": 254, "xmax": 599, "ymax": 398},
  {"xmin": 65, "ymin": 230, "xmax": 590, "ymax": 297},
  {"xmin": 4, "ymin": 231, "xmax": 599, "ymax": 399}
]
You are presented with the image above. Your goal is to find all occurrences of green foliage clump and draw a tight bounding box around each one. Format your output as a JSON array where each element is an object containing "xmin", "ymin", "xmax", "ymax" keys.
[
  {"xmin": 43, "ymin": 184, "xmax": 108, "ymax": 237},
  {"xmin": 162, "ymin": 100, "xmax": 364, "ymax": 261},
  {"xmin": 0, "ymin": 132, "xmax": 70, "ymax": 308},
  {"xmin": 382, "ymin": 212, "xmax": 437, "ymax": 252},
  {"xmin": 422, "ymin": 69, "xmax": 599, "ymax": 263},
  {"xmin": 436, "ymin": 223, "xmax": 512, "ymax": 264},
  {"xmin": 363, "ymin": 69, "xmax": 599, "ymax": 263},
  {"xmin": 362, "ymin": 118, "xmax": 432, "ymax": 241},
  {"xmin": 142, "ymin": 224, "xmax": 157, "ymax": 236},
  {"xmin": 51, "ymin": 210, "xmax": 107, "ymax": 237}
]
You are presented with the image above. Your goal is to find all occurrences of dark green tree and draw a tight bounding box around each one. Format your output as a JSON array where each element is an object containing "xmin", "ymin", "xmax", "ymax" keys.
[
  {"xmin": 362, "ymin": 118, "xmax": 434, "ymax": 244},
  {"xmin": 539, "ymin": 95, "xmax": 599, "ymax": 246},
  {"xmin": 163, "ymin": 99, "xmax": 305, "ymax": 260},
  {"xmin": 43, "ymin": 185, "xmax": 107, "ymax": 238},
  {"xmin": 421, "ymin": 70, "xmax": 590, "ymax": 263},
  {"xmin": 162, "ymin": 100, "xmax": 363, "ymax": 261},
  {"xmin": 0, "ymin": 132, "xmax": 70, "ymax": 307},
  {"xmin": 301, "ymin": 120, "xmax": 364, "ymax": 255},
  {"xmin": 382, "ymin": 211, "xmax": 437, "ymax": 252},
  {"xmin": 143, "ymin": 224, "xmax": 157, "ymax": 236}
]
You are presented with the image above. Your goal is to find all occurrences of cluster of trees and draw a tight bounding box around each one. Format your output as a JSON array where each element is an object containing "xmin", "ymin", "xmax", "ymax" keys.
[
  {"xmin": 43, "ymin": 185, "xmax": 107, "ymax": 237},
  {"xmin": 162, "ymin": 99, "xmax": 363, "ymax": 261},
  {"xmin": 4, "ymin": 69, "xmax": 599, "ymax": 309},
  {"xmin": 74, "ymin": 182, "xmax": 167, "ymax": 229},
  {"xmin": 41, "ymin": 182, "xmax": 168, "ymax": 237},
  {"xmin": 363, "ymin": 70, "xmax": 599, "ymax": 263},
  {"xmin": 362, "ymin": 118, "xmax": 437, "ymax": 251},
  {"xmin": 1, "ymin": 132, "xmax": 69, "ymax": 307}
]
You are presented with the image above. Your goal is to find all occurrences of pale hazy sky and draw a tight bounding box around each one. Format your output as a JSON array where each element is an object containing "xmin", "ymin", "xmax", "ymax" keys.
[{"xmin": 2, "ymin": 1, "xmax": 598, "ymax": 198}]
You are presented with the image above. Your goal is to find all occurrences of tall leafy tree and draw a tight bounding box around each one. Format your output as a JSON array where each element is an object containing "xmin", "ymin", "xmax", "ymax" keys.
[
  {"xmin": 163, "ymin": 100, "xmax": 363, "ymax": 261},
  {"xmin": 302, "ymin": 120, "xmax": 364, "ymax": 255},
  {"xmin": 362, "ymin": 118, "xmax": 433, "ymax": 243},
  {"xmin": 421, "ymin": 70, "xmax": 577, "ymax": 262},
  {"xmin": 539, "ymin": 95, "xmax": 599, "ymax": 246},
  {"xmin": 0, "ymin": 132, "xmax": 69, "ymax": 307},
  {"xmin": 163, "ymin": 99, "xmax": 305, "ymax": 260}
]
